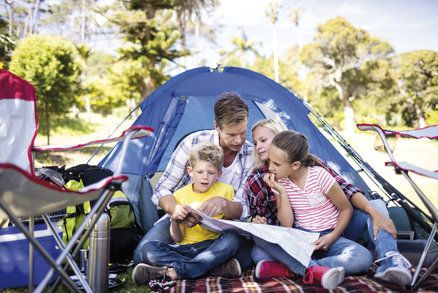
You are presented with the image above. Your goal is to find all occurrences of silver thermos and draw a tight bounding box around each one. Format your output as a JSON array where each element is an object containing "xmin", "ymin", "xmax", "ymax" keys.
[{"xmin": 87, "ymin": 213, "xmax": 110, "ymax": 292}]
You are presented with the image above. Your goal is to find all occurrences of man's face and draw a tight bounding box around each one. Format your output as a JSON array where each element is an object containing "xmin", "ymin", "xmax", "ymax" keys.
[
  {"xmin": 216, "ymin": 119, "xmax": 248, "ymax": 152},
  {"xmin": 187, "ymin": 160, "xmax": 221, "ymax": 193}
]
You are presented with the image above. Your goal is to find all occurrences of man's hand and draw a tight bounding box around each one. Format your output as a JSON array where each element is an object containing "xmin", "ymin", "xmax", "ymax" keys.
[
  {"xmin": 371, "ymin": 212, "xmax": 397, "ymax": 240},
  {"xmin": 171, "ymin": 204, "xmax": 189, "ymax": 221},
  {"xmin": 252, "ymin": 215, "xmax": 267, "ymax": 224},
  {"xmin": 198, "ymin": 197, "xmax": 227, "ymax": 217},
  {"xmin": 314, "ymin": 232, "xmax": 338, "ymax": 251},
  {"xmin": 180, "ymin": 214, "xmax": 201, "ymax": 228}
]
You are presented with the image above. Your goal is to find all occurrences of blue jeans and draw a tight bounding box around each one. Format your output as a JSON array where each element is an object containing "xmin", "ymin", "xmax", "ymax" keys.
[
  {"xmin": 251, "ymin": 229, "xmax": 373, "ymax": 276},
  {"xmin": 134, "ymin": 215, "xmax": 254, "ymax": 270},
  {"xmin": 344, "ymin": 199, "xmax": 397, "ymax": 259},
  {"xmin": 143, "ymin": 230, "xmax": 241, "ymax": 279}
]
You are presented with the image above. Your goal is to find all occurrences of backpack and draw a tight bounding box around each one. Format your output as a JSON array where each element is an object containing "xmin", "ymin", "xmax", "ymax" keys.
[{"xmin": 37, "ymin": 164, "xmax": 140, "ymax": 263}]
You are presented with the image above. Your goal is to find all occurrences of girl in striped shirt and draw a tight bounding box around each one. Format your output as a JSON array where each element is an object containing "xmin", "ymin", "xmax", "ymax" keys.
[{"xmin": 253, "ymin": 130, "xmax": 373, "ymax": 289}]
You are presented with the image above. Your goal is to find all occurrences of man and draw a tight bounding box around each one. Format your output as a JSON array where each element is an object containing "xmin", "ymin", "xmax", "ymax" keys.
[{"xmin": 133, "ymin": 92, "xmax": 254, "ymax": 270}]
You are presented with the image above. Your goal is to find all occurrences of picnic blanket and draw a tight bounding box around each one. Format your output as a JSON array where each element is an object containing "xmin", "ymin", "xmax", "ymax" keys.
[{"xmin": 159, "ymin": 265, "xmax": 438, "ymax": 293}]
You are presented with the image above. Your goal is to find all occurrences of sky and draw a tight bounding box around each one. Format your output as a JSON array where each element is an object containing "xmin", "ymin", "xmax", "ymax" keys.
[{"xmin": 190, "ymin": 0, "xmax": 438, "ymax": 67}]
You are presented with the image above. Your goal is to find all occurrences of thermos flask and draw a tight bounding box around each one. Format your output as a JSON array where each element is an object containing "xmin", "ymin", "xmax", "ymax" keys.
[{"xmin": 87, "ymin": 213, "xmax": 110, "ymax": 292}]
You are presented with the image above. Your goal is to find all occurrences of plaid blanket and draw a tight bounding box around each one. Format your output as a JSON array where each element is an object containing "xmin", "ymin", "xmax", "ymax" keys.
[{"xmin": 156, "ymin": 265, "xmax": 438, "ymax": 293}]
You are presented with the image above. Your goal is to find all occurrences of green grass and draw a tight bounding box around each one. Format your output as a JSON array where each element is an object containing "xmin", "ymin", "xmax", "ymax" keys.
[{"xmin": 2, "ymin": 269, "xmax": 150, "ymax": 292}]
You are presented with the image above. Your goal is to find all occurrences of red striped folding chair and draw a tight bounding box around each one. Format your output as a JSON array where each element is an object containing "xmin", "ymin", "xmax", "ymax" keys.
[
  {"xmin": 0, "ymin": 69, "xmax": 153, "ymax": 292},
  {"xmin": 357, "ymin": 123, "xmax": 438, "ymax": 290}
]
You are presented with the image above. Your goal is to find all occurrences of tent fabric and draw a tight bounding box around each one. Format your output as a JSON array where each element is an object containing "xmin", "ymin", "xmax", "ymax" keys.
[
  {"xmin": 100, "ymin": 66, "xmax": 371, "ymax": 231},
  {"xmin": 0, "ymin": 70, "xmax": 38, "ymax": 172}
]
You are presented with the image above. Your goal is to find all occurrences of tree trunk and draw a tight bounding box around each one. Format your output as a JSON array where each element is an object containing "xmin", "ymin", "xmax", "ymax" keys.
[
  {"xmin": 30, "ymin": 0, "xmax": 41, "ymax": 34},
  {"xmin": 44, "ymin": 102, "xmax": 50, "ymax": 145},
  {"xmin": 343, "ymin": 101, "xmax": 355, "ymax": 135},
  {"xmin": 415, "ymin": 104, "xmax": 427, "ymax": 128},
  {"xmin": 331, "ymin": 78, "xmax": 355, "ymax": 134}
]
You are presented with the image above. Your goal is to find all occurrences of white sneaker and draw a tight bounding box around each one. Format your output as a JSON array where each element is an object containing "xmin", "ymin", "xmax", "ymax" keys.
[{"xmin": 374, "ymin": 251, "xmax": 412, "ymax": 285}]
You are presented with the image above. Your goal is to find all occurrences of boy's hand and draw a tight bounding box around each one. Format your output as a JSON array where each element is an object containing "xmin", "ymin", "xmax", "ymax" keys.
[
  {"xmin": 171, "ymin": 204, "xmax": 189, "ymax": 221},
  {"xmin": 198, "ymin": 197, "xmax": 227, "ymax": 217},
  {"xmin": 252, "ymin": 215, "xmax": 267, "ymax": 224}
]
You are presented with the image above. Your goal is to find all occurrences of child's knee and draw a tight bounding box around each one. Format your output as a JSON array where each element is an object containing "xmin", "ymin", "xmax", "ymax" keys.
[{"xmin": 222, "ymin": 231, "xmax": 240, "ymax": 243}]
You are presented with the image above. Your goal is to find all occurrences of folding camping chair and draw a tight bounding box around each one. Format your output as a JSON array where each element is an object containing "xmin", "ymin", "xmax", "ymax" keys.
[
  {"xmin": 0, "ymin": 69, "xmax": 153, "ymax": 292},
  {"xmin": 357, "ymin": 123, "xmax": 438, "ymax": 290}
]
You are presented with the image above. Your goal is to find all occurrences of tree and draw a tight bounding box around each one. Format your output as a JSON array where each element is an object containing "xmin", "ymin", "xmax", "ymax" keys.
[
  {"xmin": 0, "ymin": 16, "xmax": 14, "ymax": 67},
  {"xmin": 265, "ymin": 1, "xmax": 280, "ymax": 82},
  {"xmin": 109, "ymin": 0, "xmax": 216, "ymax": 100},
  {"xmin": 288, "ymin": 7, "xmax": 304, "ymax": 49},
  {"xmin": 397, "ymin": 50, "xmax": 438, "ymax": 127},
  {"xmin": 301, "ymin": 17, "xmax": 394, "ymax": 133},
  {"xmin": 219, "ymin": 31, "xmax": 260, "ymax": 67},
  {"xmin": 9, "ymin": 34, "xmax": 81, "ymax": 144}
]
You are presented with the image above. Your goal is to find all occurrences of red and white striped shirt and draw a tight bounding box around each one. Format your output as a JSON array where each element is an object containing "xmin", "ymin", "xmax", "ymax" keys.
[{"xmin": 278, "ymin": 166, "xmax": 338, "ymax": 232}]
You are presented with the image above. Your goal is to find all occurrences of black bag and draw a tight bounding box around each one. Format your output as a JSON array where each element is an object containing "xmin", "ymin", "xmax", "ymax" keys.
[{"xmin": 37, "ymin": 164, "xmax": 141, "ymax": 263}]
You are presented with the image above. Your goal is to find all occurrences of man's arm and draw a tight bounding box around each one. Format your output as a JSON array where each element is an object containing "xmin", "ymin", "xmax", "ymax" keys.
[
  {"xmin": 316, "ymin": 156, "xmax": 396, "ymax": 239},
  {"xmin": 351, "ymin": 192, "xmax": 397, "ymax": 239}
]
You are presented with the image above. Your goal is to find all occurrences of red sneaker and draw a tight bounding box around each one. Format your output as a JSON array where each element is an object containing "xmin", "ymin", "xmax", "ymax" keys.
[
  {"xmin": 303, "ymin": 266, "xmax": 345, "ymax": 289},
  {"xmin": 255, "ymin": 260, "xmax": 295, "ymax": 280}
]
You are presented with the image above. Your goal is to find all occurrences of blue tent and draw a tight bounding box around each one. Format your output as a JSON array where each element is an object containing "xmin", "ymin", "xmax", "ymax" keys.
[{"xmin": 100, "ymin": 66, "xmax": 370, "ymax": 232}]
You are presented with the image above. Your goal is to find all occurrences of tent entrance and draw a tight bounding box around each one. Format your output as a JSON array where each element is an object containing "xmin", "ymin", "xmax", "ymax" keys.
[{"xmin": 156, "ymin": 95, "xmax": 266, "ymax": 172}]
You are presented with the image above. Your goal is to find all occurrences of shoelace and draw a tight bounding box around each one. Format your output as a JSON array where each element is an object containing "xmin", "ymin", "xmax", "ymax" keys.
[
  {"xmin": 148, "ymin": 278, "xmax": 177, "ymax": 293},
  {"xmin": 375, "ymin": 251, "xmax": 412, "ymax": 268}
]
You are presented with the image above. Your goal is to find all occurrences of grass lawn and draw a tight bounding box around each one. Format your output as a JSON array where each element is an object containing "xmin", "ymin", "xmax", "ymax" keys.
[{"xmin": 10, "ymin": 111, "xmax": 436, "ymax": 292}]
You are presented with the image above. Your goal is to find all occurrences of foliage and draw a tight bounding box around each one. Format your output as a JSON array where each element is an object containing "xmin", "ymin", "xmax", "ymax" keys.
[
  {"xmin": 250, "ymin": 46, "xmax": 302, "ymax": 95},
  {"xmin": 397, "ymin": 50, "xmax": 438, "ymax": 127},
  {"xmin": 0, "ymin": 16, "xmax": 14, "ymax": 68},
  {"xmin": 9, "ymin": 34, "xmax": 81, "ymax": 144},
  {"xmin": 110, "ymin": 0, "xmax": 216, "ymax": 100},
  {"xmin": 220, "ymin": 33, "xmax": 260, "ymax": 67},
  {"xmin": 301, "ymin": 17, "xmax": 395, "ymax": 131}
]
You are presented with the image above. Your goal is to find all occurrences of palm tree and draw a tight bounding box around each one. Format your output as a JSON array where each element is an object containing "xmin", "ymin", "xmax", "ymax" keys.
[
  {"xmin": 289, "ymin": 7, "xmax": 304, "ymax": 49},
  {"xmin": 265, "ymin": 1, "xmax": 281, "ymax": 82}
]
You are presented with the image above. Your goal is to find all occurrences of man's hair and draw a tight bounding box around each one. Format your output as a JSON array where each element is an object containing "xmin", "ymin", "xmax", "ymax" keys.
[
  {"xmin": 214, "ymin": 92, "xmax": 249, "ymax": 128},
  {"xmin": 189, "ymin": 142, "xmax": 224, "ymax": 171}
]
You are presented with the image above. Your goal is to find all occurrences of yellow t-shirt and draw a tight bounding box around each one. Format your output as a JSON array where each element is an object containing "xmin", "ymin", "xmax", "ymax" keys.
[{"xmin": 174, "ymin": 181, "xmax": 234, "ymax": 245}]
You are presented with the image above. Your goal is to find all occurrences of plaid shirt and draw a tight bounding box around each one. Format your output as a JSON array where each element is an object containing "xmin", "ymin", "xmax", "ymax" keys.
[
  {"xmin": 244, "ymin": 162, "xmax": 279, "ymax": 225},
  {"xmin": 152, "ymin": 129, "xmax": 254, "ymax": 220},
  {"xmin": 244, "ymin": 160, "xmax": 363, "ymax": 225}
]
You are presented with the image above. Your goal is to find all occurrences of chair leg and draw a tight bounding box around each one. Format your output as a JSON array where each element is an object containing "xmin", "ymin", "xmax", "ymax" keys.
[
  {"xmin": 29, "ymin": 217, "xmax": 34, "ymax": 293},
  {"xmin": 42, "ymin": 215, "xmax": 92, "ymax": 292},
  {"xmin": 412, "ymin": 253, "xmax": 438, "ymax": 290},
  {"xmin": 411, "ymin": 221, "xmax": 437, "ymax": 289},
  {"xmin": 48, "ymin": 188, "xmax": 115, "ymax": 293}
]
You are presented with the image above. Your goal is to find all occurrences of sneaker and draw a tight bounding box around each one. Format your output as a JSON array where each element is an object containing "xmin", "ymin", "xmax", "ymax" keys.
[
  {"xmin": 374, "ymin": 251, "xmax": 412, "ymax": 285},
  {"xmin": 132, "ymin": 263, "xmax": 168, "ymax": 285},
  {"xmin": 210, "ymin": 258, "xmax": 242, "ymax": 278},
  {"xmin": 303, "ymin": 266, "xmax": 345, "ymax": 289},
  {"xmin": 255, "ymin": 260, "xmax": 295, "ymax": 280}
]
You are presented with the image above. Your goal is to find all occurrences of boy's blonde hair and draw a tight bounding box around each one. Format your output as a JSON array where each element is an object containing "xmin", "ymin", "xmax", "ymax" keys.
[
  {"xmin": 189, "ymin": 142, "xmax": 224, "ymax": 171},
  {"xmin": 251, "ymin": 118, "xmax": 287, "ymax": 169}
]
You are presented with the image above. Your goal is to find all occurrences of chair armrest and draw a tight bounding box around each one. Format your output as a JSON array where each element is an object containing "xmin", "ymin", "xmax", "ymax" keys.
[{"xmin": 32, "ymin": 126, "xmax": 154, "ymax": 152}]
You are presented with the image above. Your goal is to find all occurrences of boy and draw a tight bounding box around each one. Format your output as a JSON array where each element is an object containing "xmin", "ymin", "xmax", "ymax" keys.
[{"xmin": 132, "ymin": 143, "xmax": 242, "ymax": 284}]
